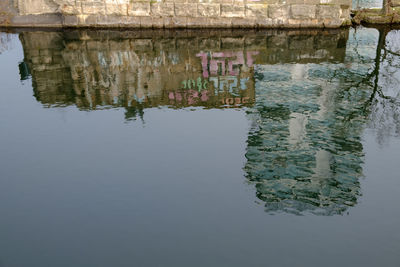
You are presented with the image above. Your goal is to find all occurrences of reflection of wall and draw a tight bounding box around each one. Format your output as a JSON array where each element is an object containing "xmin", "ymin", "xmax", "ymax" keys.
[
  {"xmin": 20, "ymin": 29, "xmax": 348, "ymax": 121},
  {"xmin": 245, "ymin": 60, "xmax": 368, "ymax": 215}
]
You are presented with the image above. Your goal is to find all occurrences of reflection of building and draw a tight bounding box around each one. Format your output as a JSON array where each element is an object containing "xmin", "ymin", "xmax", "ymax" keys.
[
  {"xmin": 17, "ymin": 28, "xmax": 368, "ymax": 215},
  {"xmin": 20, "ymin": 30, "xmax": 259, "ymax": 121},
  {"xmin": 20, "ymin": 29, "xmax": 347, "ymax": 121},
  {"xmin": 245, "ymin": 43, "xmax": 371, "ymax": 215}
]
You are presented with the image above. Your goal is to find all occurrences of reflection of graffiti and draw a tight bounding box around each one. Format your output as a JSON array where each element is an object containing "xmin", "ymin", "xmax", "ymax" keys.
[
  {"xmin": 209, "ymin": 76, "xmax": 249, "ymax": 96},
  {"xmin": 196, "ymin": 51, "xmax": 259, "ymax": 78},
  {"xmin": 20, "ymin": 29, "xmax": 349, "ymax": 118},
  {"xmin": 221, "ymin": 97, "xmax": 250, "ymax": 105},
  {"xmin": 192, "ymin": 50, "xmax": 258, "ymax": 104},
  {"xmin": 181, "ymin": 77, "xmax": 208, "ymax": 91},
  {"xmin": 175, "ymin": 49, "xmax": 258, "ymax": 107},
  {"xmin": 168, "ymin": 90, "xmax": 210, "ymax": 105}
]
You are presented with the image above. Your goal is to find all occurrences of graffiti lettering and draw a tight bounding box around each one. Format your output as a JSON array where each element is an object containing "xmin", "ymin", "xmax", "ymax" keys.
[
  {"xmin": 181, "ymin": 77, "xmax": 208, "ymax": 91},
  {"xmin": 221, "ymin": 97, "xmax": 250, "ymax": 106},
  {"xmin": 196, "ymin": 51, "xmax": 259, "ymax": 78}
]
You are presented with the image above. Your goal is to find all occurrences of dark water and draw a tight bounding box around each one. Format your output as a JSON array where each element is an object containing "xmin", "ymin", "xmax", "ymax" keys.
[{"xmin": 0, "ymin": 27, "xmax": 399, "ymax": 266}]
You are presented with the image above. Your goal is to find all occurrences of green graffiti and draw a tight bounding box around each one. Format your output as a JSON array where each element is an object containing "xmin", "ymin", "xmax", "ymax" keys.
[{"xmin": 181, "ymin": 77, "xmax": 208, "ymax": 91}]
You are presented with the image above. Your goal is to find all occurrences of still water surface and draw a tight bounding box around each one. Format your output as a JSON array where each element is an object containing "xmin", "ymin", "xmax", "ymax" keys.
[{"xmin": 0, "ymin": 27, "xmax": 400, "ymax": 266}]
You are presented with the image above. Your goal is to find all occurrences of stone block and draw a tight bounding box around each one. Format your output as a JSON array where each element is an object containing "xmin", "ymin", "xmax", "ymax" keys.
[
  {"xmin": 128, "ymin": 2, "xmax": 150, "ymax": 16},
  {"xmin": 340, "ymin": 6, "xmax": 350, "ymax": 19},
  {"xmin": 197, "ymin": 4, "xmax": 220, "ymax": 17},
  {"xmin": 211, "ymin": 0, "xmax": 233, "ymax": 3},
  {"xmin": 186, "ymin": 17, "xmax": 209, "ymax": 28},
  {"xmin": 260, "ymin": 0, "xmax": 280, "ymax": 5},
  {"xmin": 151, "ymin": 3, "xmax": 175, "ymax": 17},
  {"xmin": 268, "ymin": 4, "xmax": 289, "ymax": 19},
  {"xmin": 231, "ymin": 18, "xmax": 256, "ymax": 27},
  {"xmin": 318, "ymin": 5, "xmax": 340, "ymax": 19},
  {"xmin": 290, "ymin": 4, "xmax": 316, "ymax": 19},
  {"xmin": 19, "ymin": 0, "xmax": 59, "ymax": 15},
  {"xmin": 286, "ymin": 0, "xmax": 305, "ymax": 4},
  {"xmin": 256, "ymin": 18, "xmax": 275, "ymax": 27},
  {"xmin": 164, "ymin": 17, "xmax": 188, "ymax": 27},
  {"xmin": 221, "ymin": 4, "xmax": 245, "ymax": 17},
  {"xmin": 245, "ymin": 4, "xmax": 268, "ymax": 18},
  {"xmin": 105, "ymin": 0, "xmax": 129, "ymax": 16},
  {"xmin": 82, "ymin": 1, "xmax": 106, "ymax": 15},
  {"xmin": 322, "ymin": 18, "xmax": 342, "ymax": 27},
  {"xmin": 175, "ymin": 3, "xmax": 197, "ymax": 17},
  {"xmin": 122, "ymin": 16, "xmax": 141, "ymax": 27},
  {"xmin": 391, "ymin": 0, "xmax": 400, "ymax": 7},
  {"xmin": 96, "ymin": 14, "xmax": 124, "ymax": 25},
  {"xmin": 152, "ymin": 17, "xmax": 164, "ymax": 27},
  {"xmin": 59, "ymin": 3, "xmax": 81, "ymax": 15},
  {"xmin": 139, "ymin": 16, "xmax": 153, "ymax": 27},
  {"xmin": 62, "ymin": 15, "xmax": 79, "ymax": 25},
  {"xmin": 165, "ymin": 0, "xmax": 186, "ymax": 3},
  {"xmin": 81, "ymin": 14, "xmax": 99, "ymax": 24}
]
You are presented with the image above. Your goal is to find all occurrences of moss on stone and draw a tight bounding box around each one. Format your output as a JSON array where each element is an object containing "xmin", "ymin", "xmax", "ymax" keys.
[{"xmin": 352, "ymin": 8, "xmax": 400, "ymax": 24}]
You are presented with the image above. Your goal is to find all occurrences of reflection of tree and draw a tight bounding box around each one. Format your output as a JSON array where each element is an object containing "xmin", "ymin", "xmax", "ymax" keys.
[
  {"xmin": 365, "ymin": 28, "xmax": 400, "ymax": 144},
  {"xmin": 343, "ymin": 27, "xmax": 400, "ymax": 143}
]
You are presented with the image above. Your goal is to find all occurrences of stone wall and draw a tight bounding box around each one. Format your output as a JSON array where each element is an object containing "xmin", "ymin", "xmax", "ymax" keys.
[{"xmin": 4, "ymin": 0, "xmax": 352, "ymax": 28}]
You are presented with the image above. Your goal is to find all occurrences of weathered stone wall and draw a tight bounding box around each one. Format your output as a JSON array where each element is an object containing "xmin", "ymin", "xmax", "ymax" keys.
[{"xmin": 5, "ymin": 0, "xmax": 352, "ymax": 28}]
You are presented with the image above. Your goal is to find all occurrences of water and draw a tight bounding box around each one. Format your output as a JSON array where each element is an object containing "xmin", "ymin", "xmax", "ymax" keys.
[
  {"xmin": 0, "ymin": 27, "xmax": 399, "ymax": 266},
  {"xmin": 353, "ymin": 0, "xmax": 382, "ymax": 9}
]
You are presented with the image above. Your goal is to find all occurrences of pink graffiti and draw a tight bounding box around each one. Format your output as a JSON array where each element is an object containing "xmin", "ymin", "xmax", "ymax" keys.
[
  {"xmin": 187, "ymin": 90, "xmax": 199, "ymax": 105},
  {"xmin": 228, "ymin": 52, "xmax": 244, "ymax": 76},
  {"xmin": 196, "ymin": 52, "xmax": 209, "ymax": 78},
  {"xmin": 201, "ymin": 90, "xmax": 209, "ymax": 102},
  {"xmin": 197, "ymin": 51, "xmax": 259, "ymax": 78},
  {"xmin": 168, "ymin": 90, "xmax": 210, "ymax": 104}
]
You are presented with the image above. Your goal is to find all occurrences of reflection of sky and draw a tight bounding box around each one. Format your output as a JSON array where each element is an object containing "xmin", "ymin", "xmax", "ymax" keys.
[
  {"xmin": 0, "ymin": 32, "xmax": 12, "ymax": 54},
  {"xmin": 353, "ymin": 0, "xmax": 382, "ymax": 9}
]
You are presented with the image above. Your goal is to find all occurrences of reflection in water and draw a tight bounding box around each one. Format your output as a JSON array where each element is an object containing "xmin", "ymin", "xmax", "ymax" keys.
[
  {"xmin": 0, "ymin": 32, "xmax": 12, "ymax": 54},
  {"xmin": 19, "ymin": 29, "xmax": 347, "ymax": 120},
  {"xmin": 246, "ymin": 27, "xmax": 400, "ymax": 215},
  {"xmin": 246, "ymin": 63, "xmax": 365, "ymax": 215},
  {"xmin": 20, "ymin": 30, "xmax": 265, "ymax": 121},
  {"xmin": 365, "ymin": 28, "xmax": 400, "ymax": 144},
  {"xmin": 16, "ymin": 28, "xmax": 400, "ymax": 215}
]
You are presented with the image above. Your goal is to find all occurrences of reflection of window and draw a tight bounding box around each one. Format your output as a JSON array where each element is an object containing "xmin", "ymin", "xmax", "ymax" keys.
[{"xmin": 19, "ymin": 62, "xmax": 31, "ymax": 81}]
